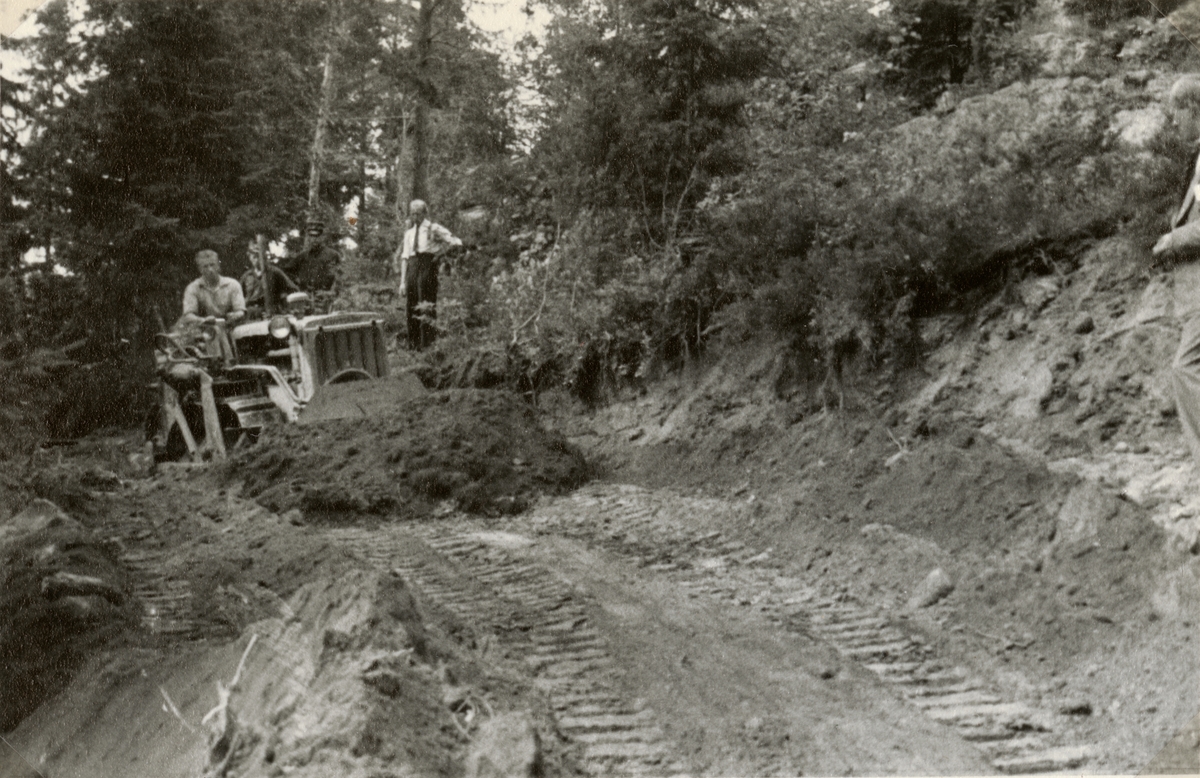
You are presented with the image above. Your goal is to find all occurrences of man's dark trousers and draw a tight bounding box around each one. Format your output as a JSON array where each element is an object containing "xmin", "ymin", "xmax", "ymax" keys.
[{"xmin": 406, "ymin": 252, "xmax": 439, "ymax": 351}]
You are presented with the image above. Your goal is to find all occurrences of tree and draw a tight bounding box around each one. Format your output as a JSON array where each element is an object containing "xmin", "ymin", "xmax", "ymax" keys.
[
  {"xmin": 530, "ymin": 0, "xmax": 772, "ymax": 243},
  {"xmin": 867, "ymin": 0, "xmax": 1037, "ymax": 107}
]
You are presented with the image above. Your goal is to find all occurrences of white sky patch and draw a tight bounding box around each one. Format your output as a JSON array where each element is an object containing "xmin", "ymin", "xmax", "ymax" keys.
[
  {"xmin": 0, "ymin": 0, "xmax": 42, "ymax": 36},
  {"xmin": 470, "ymin": 0, "xmax": 550, "ymax": 51},
  {"xmin": 20, "ymin": 245, "xmax": 71, "ymax": 275},
  {"xmin": 2, "ymin": 0, "xmax": 95, "ymax": 87},
  {"xmin": 0, "ymin": 5, "xmax": 39, "ymax": 82}
]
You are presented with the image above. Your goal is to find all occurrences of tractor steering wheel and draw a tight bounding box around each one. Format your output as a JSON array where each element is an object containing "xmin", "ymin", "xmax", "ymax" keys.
[{"xmin": 155, "ymin": 333, "xmax": 197, "ymax": 363}]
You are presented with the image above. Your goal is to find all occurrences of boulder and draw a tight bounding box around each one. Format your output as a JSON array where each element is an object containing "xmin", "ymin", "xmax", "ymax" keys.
[
  {"xmin": 0, "ymin": 499, "xmax": 81, "ymax": 549},
  {"xmin": 1028, "ymin": 32, "xmax": 1099, "ymax": 77},
  {"xmin": 1018, "ymin": 276, "xmax": 1060, "ymax": 313},
  {"xmin": 464, "ymin": 712, "xmax": 543, "ymax": 778},
  {"xmin": 1150, "ymin": 560, "xmax": 1200, "ymax": 620},
  {"xmin": 1055, "ymin": 482, "xmax": 1119, "ymax": 545},
  {"xmin": 1109, "ymin": 106, "xmax": 1168, "ymax": 149},
  {"xmin": 908, "ymin": 568, "xmax": 955, "ymax": 609}
]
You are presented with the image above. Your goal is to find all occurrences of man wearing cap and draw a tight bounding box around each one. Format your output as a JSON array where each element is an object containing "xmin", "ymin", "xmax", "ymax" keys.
[
  {"xmin": 393, "ymin": 199, "xmax": 462, "ymax": 351},
  {"xmin": 280, "ymin": 219, "xmax": 339, "ymax": 293},
  {"xmin": 241, "ymin": 239, "xmax": 300, "ymax": 314},
  {"xmin": 1155, "ymin": 74, "xmax": 1200, "ymax": 466}
]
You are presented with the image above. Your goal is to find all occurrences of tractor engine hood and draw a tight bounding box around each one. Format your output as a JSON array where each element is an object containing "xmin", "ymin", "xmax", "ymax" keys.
[{"xmin": 231, "ymin": 311, "xmax": 383, "ymax": 340}]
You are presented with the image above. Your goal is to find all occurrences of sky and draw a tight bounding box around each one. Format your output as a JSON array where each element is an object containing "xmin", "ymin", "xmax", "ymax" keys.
[{"xmin": 0, "ymin": 0, "xmax": 43, "ymax": 36}]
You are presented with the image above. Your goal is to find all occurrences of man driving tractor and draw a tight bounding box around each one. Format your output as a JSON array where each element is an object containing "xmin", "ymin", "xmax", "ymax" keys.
[
  {"xmin": 182, "ymin": 249, "xmax": 246, "ymax": 325},
  {"xmin": 153, "ymin": 249, "xmax": 246, "ymax": 460}
]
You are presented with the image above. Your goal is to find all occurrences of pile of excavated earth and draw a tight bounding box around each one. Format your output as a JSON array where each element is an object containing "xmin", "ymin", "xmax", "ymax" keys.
[
  {"xmin": 0, "ymin": 393, "xmax": 587, "ymax": 778},
  {"xmin": 235, "ymin": 387, "xmax": 589, "ymax": 519}
]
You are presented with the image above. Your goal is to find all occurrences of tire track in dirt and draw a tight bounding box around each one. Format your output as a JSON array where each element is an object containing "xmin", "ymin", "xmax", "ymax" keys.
[
  {"xmin": 328, "ymin": 525, "xmax": 685, "ymax": 776},
  {"xmin": 114, "ymin": 524, "xmax": 682, "ymax": 774},
  {"xmin": 120, "ymin": 550, "xmax": 198, "ymax": 638},
  {"xmin": 520, "ymin": 484, "xmax": 1102, "ymax": 775},
  {"xmin": 116, "ymin": 483, "xmax": 1099, "ymax": 773}
]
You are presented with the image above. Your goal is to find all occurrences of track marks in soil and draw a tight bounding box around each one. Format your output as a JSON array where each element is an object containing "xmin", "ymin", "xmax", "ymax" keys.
[
  {"xmin": 121, "ymin": 550, "xmax": 198, "ymax": 638},
  {"xmin": 524, "ymin": 484, "xmax": 1104, "ymax": 774},
  {"xmin": 330, "ymin": 525, "xmax": 682, "ymax": 776},
  {"xmin": 115, "ymin": 482, "xmax": 1106, "ymax": 774}
]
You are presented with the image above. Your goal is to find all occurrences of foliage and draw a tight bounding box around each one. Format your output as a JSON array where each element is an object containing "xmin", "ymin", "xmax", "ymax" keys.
[
  {"xmin": 529, "ymin": 0, "xmax": 773, "ymax": 240},
  {"xmin": 863, "ymin": 0, "xmax": 1038, "ymax": 108},
  {"xmin": 1, "ymin": 0, "xmax": 514, "ymax": 439},
  {"xmin": 1064, "ymin": 0, "xmax": 1159, "ymax": 27},
  {"xmin": 4, "ymin": 0, "xmax": 1199, "ymax": 431}
]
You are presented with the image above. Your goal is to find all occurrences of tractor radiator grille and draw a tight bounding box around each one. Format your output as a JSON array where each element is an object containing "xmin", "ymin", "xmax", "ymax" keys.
[{"xmin": 303, "ymin": 322, "xmax": 389, "ymax": 385}]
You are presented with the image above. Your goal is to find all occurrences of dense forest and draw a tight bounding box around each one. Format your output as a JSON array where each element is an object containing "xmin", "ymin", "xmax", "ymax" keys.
[{"xmin": 0, "ymin": 0, "xmax": 1195, "ymax": 444}]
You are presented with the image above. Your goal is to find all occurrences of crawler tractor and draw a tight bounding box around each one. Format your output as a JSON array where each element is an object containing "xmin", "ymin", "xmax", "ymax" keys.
[{"xmin": 148, "ymin": 297, "xmax": 390, "ymax": 462}]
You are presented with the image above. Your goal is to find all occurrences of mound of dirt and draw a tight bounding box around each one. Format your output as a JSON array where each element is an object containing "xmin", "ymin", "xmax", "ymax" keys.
[
  {"xmin": 233, "ymin": 388, "xmax": 589, "ymax": 519},
  {"xmin": 0, "ymin": 500, "xmax": 140, "ymax": 732},
  {"xmin": 863, "ymin": 432, "xmax": 1060, "ymax": 555}
]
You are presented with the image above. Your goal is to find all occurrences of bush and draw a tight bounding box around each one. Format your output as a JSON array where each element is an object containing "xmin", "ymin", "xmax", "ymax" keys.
[{"xmin": 1064, "ymin": 0, "xmax": 1158, "ymax": 27}]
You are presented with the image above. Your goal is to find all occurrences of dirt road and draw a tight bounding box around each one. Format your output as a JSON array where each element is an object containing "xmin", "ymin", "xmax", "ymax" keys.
[
  {"xmin": 378, "ymin": 483, "xmax": 1118, "ymax": 776},
  {"xmin": 334, "ymin": 513, "xmax": 991, "ymax": 775},
  {"xmin": 3, "ymin": 434, "xmax": 1195, "ymax": 776}
]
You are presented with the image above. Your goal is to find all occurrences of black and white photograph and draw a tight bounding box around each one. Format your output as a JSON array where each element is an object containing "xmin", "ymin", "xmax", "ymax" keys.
[{"xmin": 1, "ymin": 0, "xmax": 1199, "ymax": 774}]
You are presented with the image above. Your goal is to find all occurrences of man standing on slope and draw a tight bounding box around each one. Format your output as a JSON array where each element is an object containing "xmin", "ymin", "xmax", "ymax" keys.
[
  {"xmin": 393, "ymin": 199, "xmax": 462, "ymax": 351},
  {"xmin": 1154, "ymin": 75, "xmax": 1200, "ymax": 464}
]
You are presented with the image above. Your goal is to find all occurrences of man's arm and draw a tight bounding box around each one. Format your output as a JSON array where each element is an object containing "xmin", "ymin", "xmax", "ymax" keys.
[
  {"xmin": 270, "ymin": 264, "xmax": 300, "ymax": 292},
  {"xmin": 180, "ymin": 280, "xmax": 204, "ymax": 324},
  {"xmin": 430, "ymin": 222, "xmax": 462, "ymax": 251},
  {"xmin": 277, "ymin": 250, "xmax": 301, "ymax": 275},
  {"xmin": 226, "ymin": 279, "xmax": 247, "ymax": 323},
  {"xmin": 395, "ymin": 227, "xmax": 414, "ymax": 292}
]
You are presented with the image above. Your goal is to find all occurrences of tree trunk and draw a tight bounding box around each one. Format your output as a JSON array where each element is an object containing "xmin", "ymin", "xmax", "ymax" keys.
[
  {"xmin": 410, "ymin": 0, "xmax": 435, "ymax": 205},
  {"xmin": 969, "ymin": 1, "xmax": 989, "ymax": 83},
  {"xmin": 394, "ymin": 107, "xmax": 409, "ymax": 218},
  {"xmin": 307, "ymin": 4, "xmax": 341, "ymax": 248}
]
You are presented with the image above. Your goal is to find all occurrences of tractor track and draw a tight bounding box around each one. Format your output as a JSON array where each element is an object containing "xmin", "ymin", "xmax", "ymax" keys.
[
  {"xmin": 329, "ymin": 525, "xmax": 684, "ymax": 776},
  {"xmin": 117, "ymin": 481, "xmax": 1107, "ymax": 774},
  {"xmin": 120, "ymin": 550, "xmax": 199, "ymax": 638},
  {"xmin": 120, "ymin": 523, "xmax": 683, "ymax": 774},
  {"xmin": 514, "ymin": 484, "xmax": 1103, "ymax": 775}
]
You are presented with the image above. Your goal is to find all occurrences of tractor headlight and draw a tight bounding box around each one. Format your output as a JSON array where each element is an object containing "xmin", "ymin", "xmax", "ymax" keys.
[{"xmin": 269, "ymin": 315, "xmax": 292, "ymax": 340}]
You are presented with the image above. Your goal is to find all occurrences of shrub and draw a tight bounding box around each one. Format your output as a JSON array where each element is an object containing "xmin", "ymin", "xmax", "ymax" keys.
[{"xmin": 1064, "ymin": 0, "xmax": 1159, "ymax": 27}]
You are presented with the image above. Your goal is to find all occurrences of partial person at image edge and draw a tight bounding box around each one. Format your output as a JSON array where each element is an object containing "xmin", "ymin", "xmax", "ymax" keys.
[{"xmin": 1154, "ymin": 74, "xmax": 1200, "ymax": 466}]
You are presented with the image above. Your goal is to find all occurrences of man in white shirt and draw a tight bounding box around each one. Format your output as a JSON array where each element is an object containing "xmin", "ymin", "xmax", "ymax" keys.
[
  {"xmin": 393, "ymin": 199, "xmax": 462, "ymax": 350},
  {"xmin": 182, "ymin": 250, "xmax": 245, "ymax": 326},
  {"xmin": 172, "ymin": 249, "xmax": 245, "ymax": 368}
]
